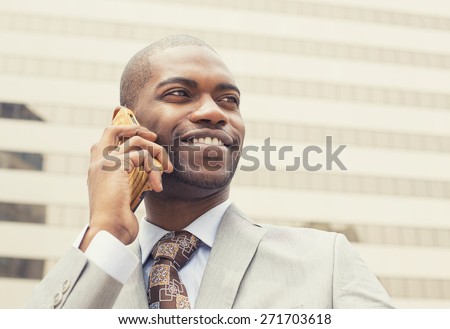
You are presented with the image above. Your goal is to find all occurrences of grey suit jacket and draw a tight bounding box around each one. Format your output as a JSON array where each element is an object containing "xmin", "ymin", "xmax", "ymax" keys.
[{"xmin": 25, "ymin": 204, "xmax": 393, "ymax": 308}]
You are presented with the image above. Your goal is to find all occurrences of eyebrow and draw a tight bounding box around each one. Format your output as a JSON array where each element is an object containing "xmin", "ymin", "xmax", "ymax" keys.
[
  {"xmin": 155, "ymin": 77, "xmax": 198, "ymax": 90},
  {"xmin": 214, "ymin": 83, "xmax": 241, "ymax": 96}
]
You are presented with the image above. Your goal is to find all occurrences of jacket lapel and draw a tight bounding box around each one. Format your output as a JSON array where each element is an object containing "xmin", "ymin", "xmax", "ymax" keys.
[
  {"xmin": 195, "ymin": 204, "xmax": 266, "ymax": 308},
  {"xmin": 114, "ymin": 239, "xmax": 148, "ymax": 309}
]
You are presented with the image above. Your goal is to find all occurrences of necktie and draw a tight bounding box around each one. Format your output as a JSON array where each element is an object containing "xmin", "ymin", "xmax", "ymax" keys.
[{"xmin": 147, "ymin": 231, "xmax": 200, "ymax": 309}]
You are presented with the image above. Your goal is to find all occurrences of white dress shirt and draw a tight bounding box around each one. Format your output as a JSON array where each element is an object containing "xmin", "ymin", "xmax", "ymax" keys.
[{"xmin": 78, "ymin": 199, "xmax": 231, "ymax": 307}]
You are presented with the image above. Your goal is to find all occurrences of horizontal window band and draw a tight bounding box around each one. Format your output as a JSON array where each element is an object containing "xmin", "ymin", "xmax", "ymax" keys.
[
  {"xmin": 245, "ymin": 120, "xmax": 450, "ymax": 154},
  {"xmin": 1, "ymin": 11, "xmax": 450, "ymax": 70},
  {"xmin": 0, "ymin": 257, "xmax": 44, "ymax": 280},
  {"xmin": 378, "ymin": 276, "xmax": 450, "ymax": 300},
  {"xmin": 0, "ymin": 102, "xmax": 43, "ymax": 121},
  {"xmin": 255, "ymin": 218, "xmax": 450, "ymax": 248},
  {"xmin": 0, "ymin": 151, "xmax": 44, "ymax": 171},
  {"xmin": 158, "ymin": 0, "xmax": 450, "ymax": 32},
  {"xmin": 233, "ymin": 170, "xmax": 450, "ymax": 199},
  {"xmin": 2, "ymin": 54, "xmax": 450, "ymax": 110},
  {"xmin": 0, "ymin": 201, "xmax": 46, "ymax": 224}
]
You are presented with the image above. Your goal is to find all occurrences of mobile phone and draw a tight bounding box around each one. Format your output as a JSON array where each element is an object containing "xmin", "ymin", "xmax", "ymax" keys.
[{"xmin": 111, "ymin": 106, "xmax": 162, "ymax": 212}]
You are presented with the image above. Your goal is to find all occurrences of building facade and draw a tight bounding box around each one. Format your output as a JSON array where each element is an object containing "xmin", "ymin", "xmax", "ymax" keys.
[{"xmin": 0, "ymin": 0, "xmax": 449, "ymax": 308}]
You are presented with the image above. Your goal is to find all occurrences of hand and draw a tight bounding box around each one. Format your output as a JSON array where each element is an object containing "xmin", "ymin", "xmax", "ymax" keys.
[{"xmin": 79, "ymin": 125, "xmax": 173, "ymax": 251}]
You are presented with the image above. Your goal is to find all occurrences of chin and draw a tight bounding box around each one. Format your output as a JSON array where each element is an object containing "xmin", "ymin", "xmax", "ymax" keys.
[
  {"xmin": 170, "ymin": 150, "xmax": 240, "ymax": 189},
  {"xmin": 173, "ymin": 170, "xmax": 234, "ymax": 190}
]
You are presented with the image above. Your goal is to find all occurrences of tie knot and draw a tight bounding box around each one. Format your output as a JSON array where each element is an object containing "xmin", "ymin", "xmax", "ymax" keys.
[{"xmin": 151, "ymin": 231, "xmax": 200, "ymax": 270}]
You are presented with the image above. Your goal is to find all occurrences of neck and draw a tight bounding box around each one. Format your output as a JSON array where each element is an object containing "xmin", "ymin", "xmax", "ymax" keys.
[{"xmin": 144, "ymin": 188, "xmax": 229, "ymax": 231}]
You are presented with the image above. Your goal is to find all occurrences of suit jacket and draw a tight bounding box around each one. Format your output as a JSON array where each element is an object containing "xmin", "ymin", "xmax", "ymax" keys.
[{"xmin": 25, "ymin": 204, "xmax": 393, "ymax": 308}]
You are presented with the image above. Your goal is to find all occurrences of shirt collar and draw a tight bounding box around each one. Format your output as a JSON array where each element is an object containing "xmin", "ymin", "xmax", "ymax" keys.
[{"xmin": 139, "ymin": 199, "xmax": 232, "ymax": 264}]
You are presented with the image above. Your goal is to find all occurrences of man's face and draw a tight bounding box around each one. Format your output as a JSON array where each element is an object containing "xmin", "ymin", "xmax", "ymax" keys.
[{"xmin": 134, "ymin": 46, "xmax": 245, "ymax": 193}]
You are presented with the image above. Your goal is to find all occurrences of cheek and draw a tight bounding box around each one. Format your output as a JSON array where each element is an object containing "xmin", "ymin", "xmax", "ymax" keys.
[
  {"xmin": 138, "ymin": 108, "xmax": 173, "ymax": 137},
  {"xmin": 149, "ymin": 114, "xmax": 190, "ymax": 148}
]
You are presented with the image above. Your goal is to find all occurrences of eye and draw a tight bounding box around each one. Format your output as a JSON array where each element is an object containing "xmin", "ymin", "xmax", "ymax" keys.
[
  {"xmin": 219, "ymin": 95, "xmax": 240, "ymax": 106},
  {"xmin": 161, "ymin": 88, "xmax": 191, "ymax": 103},
  {"xmin": 165, "ymin": 89, "xmax": 189, "ymax": 97}
]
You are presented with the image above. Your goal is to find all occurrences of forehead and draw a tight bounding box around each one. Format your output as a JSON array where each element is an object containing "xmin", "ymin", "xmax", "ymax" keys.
[{"xmin": 148, "ymin": 46, "xmax": 235, "ymax": 85}]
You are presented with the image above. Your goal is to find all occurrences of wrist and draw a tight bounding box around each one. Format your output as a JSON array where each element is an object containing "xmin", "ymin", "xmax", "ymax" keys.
[
  {"xmin": 83, "ymin": 221, "xmax": 136, "ymax": 249},
  {"xmin": 79, "ymin": 226, "xmax": 100, "ymax": 252}
]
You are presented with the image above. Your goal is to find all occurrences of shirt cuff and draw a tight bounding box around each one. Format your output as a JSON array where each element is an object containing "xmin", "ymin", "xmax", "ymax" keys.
[{"xmin": 74, "ymin": 228, "xmax": 139, "ymax": 284}]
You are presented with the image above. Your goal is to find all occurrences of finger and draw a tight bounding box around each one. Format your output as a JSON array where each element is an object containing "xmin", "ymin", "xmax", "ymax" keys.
[
  {"xmin": 144, "ymin": 143, "xmax": 173, "ymax": 173},
  {"xmin": 102, "ymin": 147, "xmax": 166, "ymax": 194},
  {"xmin": 119, "ymin": 136, "xmax": 159, "ymax": 154},
  {"xmin": 148, "ymin": 169, "xmax": 163, "ymax": 192},
  {"xmin": 114, "ymin": 136, "xmax": 173, "ymax": 173},
  {"xmin": 93, "ymin": 125, "xmax": 157, "ymax": 159},
  {"xmin": 91, "ymin": 127, "xmax": 154, "ymax": 163},
  {"xmin": 125, "ymin": 149, "xmax": 146, "ymax": 172}
]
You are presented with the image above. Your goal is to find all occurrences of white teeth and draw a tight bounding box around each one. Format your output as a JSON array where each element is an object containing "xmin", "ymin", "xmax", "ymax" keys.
[{"xmin": 190, "ymin": 136, "xmax": 224, "ymax": 145}]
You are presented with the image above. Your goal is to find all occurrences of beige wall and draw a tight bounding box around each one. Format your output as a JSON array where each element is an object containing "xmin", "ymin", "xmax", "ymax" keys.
[{"xmin": 0, "ymin": 0, "xmax": 449, "ymax": 308}]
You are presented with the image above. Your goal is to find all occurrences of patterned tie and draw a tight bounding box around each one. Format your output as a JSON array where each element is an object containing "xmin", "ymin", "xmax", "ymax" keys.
[{"xmin": 147, "ymin": 231, "xmax": 200, "ymax": 309}]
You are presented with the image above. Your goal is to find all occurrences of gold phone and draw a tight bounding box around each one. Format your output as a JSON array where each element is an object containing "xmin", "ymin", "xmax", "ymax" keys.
[{"xmin": 111, "ymin": 106, "xmax": 162, "ymax": 212}]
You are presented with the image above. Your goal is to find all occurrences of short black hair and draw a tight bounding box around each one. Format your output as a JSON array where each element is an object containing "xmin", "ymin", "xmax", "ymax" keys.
[{"xmin": 119, "ymin": 35, "xmax": 216, "ymax": 109}]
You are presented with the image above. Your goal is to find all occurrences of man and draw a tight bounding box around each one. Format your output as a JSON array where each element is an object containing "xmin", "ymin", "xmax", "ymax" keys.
[{"xmin": 25, "ymin": 35, "xmax": 393, "ymax": 309}]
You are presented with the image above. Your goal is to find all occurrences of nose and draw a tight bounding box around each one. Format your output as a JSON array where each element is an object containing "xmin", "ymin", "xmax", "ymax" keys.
[{"xmin": 189, "ymin": 97, "xmax": 229, "ymax": 126}]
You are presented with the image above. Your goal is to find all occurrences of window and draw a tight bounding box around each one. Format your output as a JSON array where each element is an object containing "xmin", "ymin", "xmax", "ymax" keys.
[
  {"xmin": 0, "ymin": 151, "xmax": 43, "ymax": 171},
  {"xmin": 0, "ymin": 257, "xmax": 44, "ymax": 279},
  {"xmin": 0, "ymin": 102, "xmax": 43, "ymax": 121},
  {"xmin": 0, "ymin": 201, "xmax": 45, "ymax": 224}
]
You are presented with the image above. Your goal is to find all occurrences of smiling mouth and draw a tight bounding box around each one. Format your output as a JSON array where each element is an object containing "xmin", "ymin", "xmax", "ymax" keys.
[
  {"xmin": 180, "ymin": 129, "xmax": 235, "ymax": 148},
  {"xmin": 188, "ymin": 137, "xmax": 225, "ymax": 146}
]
